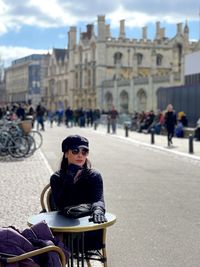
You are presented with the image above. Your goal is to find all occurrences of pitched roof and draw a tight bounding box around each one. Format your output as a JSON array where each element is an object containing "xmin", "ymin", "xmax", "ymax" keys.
[{"xmin": 53, "ymin": 48, "xmax": 68, "ymax": 62}]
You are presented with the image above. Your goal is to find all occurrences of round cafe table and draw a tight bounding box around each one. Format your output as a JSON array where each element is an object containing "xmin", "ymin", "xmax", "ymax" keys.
[{"xmin": 27, "ymin": 211, "xmax": 116, "ymax": 267}]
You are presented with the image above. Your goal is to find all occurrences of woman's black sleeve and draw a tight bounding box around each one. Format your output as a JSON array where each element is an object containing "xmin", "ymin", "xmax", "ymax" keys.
[
  {"xmin": 50, "ymin": 172, "xmax": 74, "ymax": 210},
  {"xmin": 89, "ymin": 170, "xmax": 106, "ymax": 212}
]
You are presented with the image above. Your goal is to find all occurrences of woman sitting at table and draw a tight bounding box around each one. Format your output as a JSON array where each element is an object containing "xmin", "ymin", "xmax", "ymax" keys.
[{"xmin": 50, "ymin": 134, "xmax": 107, "ymax": 250}]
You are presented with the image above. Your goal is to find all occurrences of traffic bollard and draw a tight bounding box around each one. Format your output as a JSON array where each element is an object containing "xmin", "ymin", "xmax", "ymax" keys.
[
  {"xmin": 151, "ymin": 128, "xmax": 155, "ymax": 144},
  {"xmin": 125, "ymin": 125, "xmax": 129, "ymax": 137},
  {"xmin": 188, "ymin": 134, "xmax": 194, "ymax": 154},
  {"xmin": 94, "ymin": 122, "xmax": 97, "ymax": 130},
  {"xmin": 107, "ymin": 122, "xmax": 110, "ymax": 133}
]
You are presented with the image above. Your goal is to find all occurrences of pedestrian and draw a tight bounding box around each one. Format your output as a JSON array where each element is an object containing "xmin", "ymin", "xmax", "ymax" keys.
[
  {"xmin": 36, "ymin": 103, "xmax": 46, "ymax": 131},
  {"xmin": 48, "ymin": 109, "xmax": 55, "ymax": 128},
  {"xmin": 164, "ymin": 104, "xmax": 177, "ymax": 147},
  {"xmin": 16, "ymin": 103, "xmax": 26, "ymax": 120},
  {"xmin": 50, "ymin": 134, "xmax": 107, "ymax": 251},
  {"xmin": 194, "ymin": 117, "xmax": 200, "ymax": 141},
  {"xmin": 108, "ymin": 106, "xmax": 118, "ymax": 134}
]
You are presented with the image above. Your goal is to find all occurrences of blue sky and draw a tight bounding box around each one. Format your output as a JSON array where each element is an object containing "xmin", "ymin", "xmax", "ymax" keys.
[{"xmin": 0, "ymin": 0, "xmax": 200, "ymax": 67}]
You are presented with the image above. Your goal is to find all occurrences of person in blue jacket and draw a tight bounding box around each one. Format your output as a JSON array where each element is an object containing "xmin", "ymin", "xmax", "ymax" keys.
[{"xmin": 50, "ymin": 134, "xmax": 107, "ymax": 250}]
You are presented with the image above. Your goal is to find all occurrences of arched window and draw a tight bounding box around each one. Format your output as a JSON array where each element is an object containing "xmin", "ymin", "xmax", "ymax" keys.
[
  {"xmin": 114, "ymin": 52, "xmax": 123, "ymax": 65},
  {"xmin": 137, "ymin": 53, "xmax": 143, "ymax": 65},
  {"xmin": 120, "ymin": 91, "xmax": 129, "ymax": 113},
  {"xmin": 137, "ymin": 89, "xmax": 147, "ymax": 112},
  {"xmin": 156, "ymin": 54, "xmax": 163, "ymax": 66},
  {"xmin": 105, "ymin": 92, "xmax": 113, "ymax": 111}
]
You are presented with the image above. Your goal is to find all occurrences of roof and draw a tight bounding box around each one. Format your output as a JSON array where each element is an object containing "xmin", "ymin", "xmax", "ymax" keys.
[{"xmin": 53, "ymin": 48, "xmax": 68, "ymax": 62}]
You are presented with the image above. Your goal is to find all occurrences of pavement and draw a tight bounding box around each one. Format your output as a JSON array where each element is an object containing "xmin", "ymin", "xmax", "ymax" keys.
[
  {"xmin": 96, "ymin": 124, "xmax": 200, "ymax": 162},
  {"xmin": 1, "ymin": 122, "xmax": 199, "ymax": 229},
  {"xmin": 0, "ymin": 122, "xmax": 200, "ymax": 266}
]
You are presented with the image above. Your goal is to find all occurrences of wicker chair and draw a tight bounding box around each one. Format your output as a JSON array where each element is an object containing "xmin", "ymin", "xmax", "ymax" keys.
[
  {"xmin": 0, "ymin": 245, "xmax": 66, "ymax": 267},
  {"xmin": 40, "ymin": 183, "xmax": 108, "ymax": 267}
]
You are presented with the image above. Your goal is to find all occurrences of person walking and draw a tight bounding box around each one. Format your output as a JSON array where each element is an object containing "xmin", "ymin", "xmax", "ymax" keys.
[
  {"xmin": 164, "ymin": 104, "xmax": 177, "ymax": 147},
  {"xmin": 108, "ymin": 106, "xmax": 118, "ymax": 134},
  {"xmin": 36, "ymin": 103, "xmax": 46, "ymax": 131}
]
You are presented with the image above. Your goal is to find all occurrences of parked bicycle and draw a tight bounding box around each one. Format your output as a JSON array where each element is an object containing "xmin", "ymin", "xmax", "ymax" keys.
[{"xmin": 0, "ymin": 118, "xmax": 43, "ymax": 159}]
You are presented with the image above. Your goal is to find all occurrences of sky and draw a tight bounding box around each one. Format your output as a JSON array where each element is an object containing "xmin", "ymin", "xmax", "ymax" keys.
[{"xmin": 0, "ymin": 0, "xmax": 200, "ymax": 67}]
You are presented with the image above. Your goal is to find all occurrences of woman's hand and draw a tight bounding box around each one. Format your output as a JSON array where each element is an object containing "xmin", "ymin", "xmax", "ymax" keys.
[{"xmin": 89, "ymin": 208, "xmax": 107, "ymax": 224}]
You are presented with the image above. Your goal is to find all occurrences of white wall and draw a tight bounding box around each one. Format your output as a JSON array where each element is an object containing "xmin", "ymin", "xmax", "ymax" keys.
[{"xmin": 185, "ymin": 51, "xmax": 200, "ymax": 75}]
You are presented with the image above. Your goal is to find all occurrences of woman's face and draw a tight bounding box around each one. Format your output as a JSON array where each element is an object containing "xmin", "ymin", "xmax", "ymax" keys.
[{"xmin": 65, "ymin": 148, "xmax": 89, "ymax": 167}]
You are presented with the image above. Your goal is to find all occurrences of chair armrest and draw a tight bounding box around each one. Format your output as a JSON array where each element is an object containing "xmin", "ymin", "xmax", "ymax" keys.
[
  {"xmin": 40, "ymin": 183, "xmax": 51, "ymax": 211},
  {"xmin": 1, "ymin": 245, "xmax": 66, "ymax": 267}
]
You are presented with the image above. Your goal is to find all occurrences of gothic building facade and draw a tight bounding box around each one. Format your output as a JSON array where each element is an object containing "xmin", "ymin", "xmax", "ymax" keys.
[{"xmin": 44, "ymin": 15, "xmax": 199, "ymax": 112}]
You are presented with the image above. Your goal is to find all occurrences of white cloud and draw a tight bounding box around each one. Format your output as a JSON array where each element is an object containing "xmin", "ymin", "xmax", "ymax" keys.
[
  {"xmin": 107, "ymin": 6, "xmax": 157, "ymax": 28},
  {"xmin": 0, "ymin": 0, "xmax": 199, "ymax": 66},
  {"xmin": 0, "ymin": 0, "xmax": 199, "ymax": 35},
  {"xmin": 106, "ymin": 5, "xmax": 191, "ymax": 29},
  {"xmin": 0, "ymin": 46, "xmax": 50, "ymax": 67}
]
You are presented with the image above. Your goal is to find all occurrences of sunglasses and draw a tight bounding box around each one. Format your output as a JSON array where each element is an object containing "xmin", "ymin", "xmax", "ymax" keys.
[{"xmin": 71, "ymin": 148, "xmax": 89, "ymax": 156}]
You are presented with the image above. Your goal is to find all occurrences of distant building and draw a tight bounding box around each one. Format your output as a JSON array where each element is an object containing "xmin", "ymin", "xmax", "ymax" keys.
[
  {"xmin": 5, "ymin": 15, "xmax": 199, "ymax": 113},
  {"xmin": 0, "ymin": 78, "xmax": 6, "ymax": 106},
  {"xmin": 157, "ymin": 50, "xmax": 200, "ymax": 126},
  {"xmin": 44, "ymin": 48, "xmax": 69, "ymax": 112},
  {"xmin": 5, "ymin": 54, "xmax": 50, "ymax": 106},
  {"xmin": 44, "ymin": 15, "xmax": 198, "ymax": 113},
  {"xmin": 184, "ymin": 50, "xmax": 200, "ymax": 85},
  {"xmin": 0, "ymin": 59, "xmax": 6, "ymax": 105}
]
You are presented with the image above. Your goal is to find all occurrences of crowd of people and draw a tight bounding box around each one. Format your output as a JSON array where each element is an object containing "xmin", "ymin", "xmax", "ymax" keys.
[
  {"xmin": 2, "ymin": 102, "xmax": 200, "ymax": 143},
  {"xmin": 129, "ymin": 105, "xmax": 191, "ymax": 145},
  {"xmin": 130, "ymin": 108, "xmax": 188, "ymax": 135},
  {"xmin": 0, "ymin": 103, "xmax": 102, "ymax": 131}
]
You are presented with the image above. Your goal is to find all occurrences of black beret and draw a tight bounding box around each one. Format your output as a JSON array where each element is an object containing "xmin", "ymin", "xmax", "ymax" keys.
[{"xmin": 62, "ymin": 135, "xmax": 89, "ymax": 153}]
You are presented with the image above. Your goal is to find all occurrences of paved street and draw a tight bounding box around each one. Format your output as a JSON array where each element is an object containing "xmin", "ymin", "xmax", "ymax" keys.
[{"xmin": 1, "ymin": 123, "xmax": 200, "ymax": 267}]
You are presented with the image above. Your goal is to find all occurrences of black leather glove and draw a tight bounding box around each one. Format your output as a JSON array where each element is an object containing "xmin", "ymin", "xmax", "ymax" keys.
[{"xmin": 89, "ymin": 208, "xmax": 107, "ymax": 224}]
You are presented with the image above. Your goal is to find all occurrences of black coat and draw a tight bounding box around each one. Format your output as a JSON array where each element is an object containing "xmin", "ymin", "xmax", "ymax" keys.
[
  {"xmin": 50, "ymin": 168, "xmax": 106, "ymax": 251},
  {"xmin": 164, "ymin": 111, "xmax": 177, "ymax": 131},
  {"xmin": 50, "ymin": 168, "xmax": 105, "ymax": 212}
]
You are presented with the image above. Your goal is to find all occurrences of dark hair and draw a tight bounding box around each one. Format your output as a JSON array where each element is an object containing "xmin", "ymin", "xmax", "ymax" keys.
[{"xmin": 60, "ymin": 154, "xmax": 91, "ymax": 172}]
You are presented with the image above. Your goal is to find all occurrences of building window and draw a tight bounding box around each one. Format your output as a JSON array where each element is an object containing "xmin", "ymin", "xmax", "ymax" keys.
[
  {"xmin": 75, "ymin": 72, "xmax": 78, "ymax": 89},
  {"xmin": 88, "ymin": 70, "xmax": 91, "ymax": 87},
  {"xmin": 156, "ymin": 54, "xmax": 163, "ymax": 66},
  {"xmin": 65, "ymin": 80, "xmax": 68, "ymax": 94},
  {"xmin": 137, "ymin": 53, "xmax": 143, "ymax": 65},
  {"xmin": 114, "ymin": 52, "xmax": 123, "ymax": 65}
]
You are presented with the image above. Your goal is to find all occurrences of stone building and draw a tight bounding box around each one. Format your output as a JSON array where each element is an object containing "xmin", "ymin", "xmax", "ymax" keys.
[
  {"xmin": 0, "ymin": 60, "xmax": 6, "ymax": 105},
  {"xmin": 44, "ymin": 15, "xmax": 199, "ymax": 113},
  {"xmin": 157, "ymin": 49, "xmax": 200, "ymax": 126},
  {"xmin": 44, "ymin": 48, "xmax": 68, "ymax": 112},
  {"xmin": 5, "ymin": 54, "xmax": 50, "ymax": 106}
]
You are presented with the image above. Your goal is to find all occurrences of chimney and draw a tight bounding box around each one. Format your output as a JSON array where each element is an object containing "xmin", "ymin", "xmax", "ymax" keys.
[
  {"xmin": 177, "ymin": 23, "xmax": 183, "ymax": 35},
  {"xmin": 68, "ymin": 26, "xmax": 77, "ymax": 50},
  {"xmin": 160, "ymin": 28, "xmax": 165, "ymax": 39},
  {"xmin": 98, "ymin": 15, "xmax": 106, "ymax": 41},
  {"xmin": 106, "ymin": 24, "xmax": 111, "ymax": 38},
  {"xmin": 142, "ymin": 26, "xmax": 147, "ymax": 40},
  {"xmin": 119, "ymin": 19, "xmax": 125, "ymax": 39},
  {"xmin": 155, "ymin": 21, "xmax": 160, "ymax": 39}
]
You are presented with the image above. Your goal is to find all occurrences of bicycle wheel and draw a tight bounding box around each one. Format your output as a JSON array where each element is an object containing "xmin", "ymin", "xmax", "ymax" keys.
[
  {"xmin": 24, "ymin": 134, "xmax": 36, "ymax": 157},
  {"xmin": 29, "ymin": 130, "xmax": 43, "ymax": 149},
  {"xmin": 8, "ymin": 136, "xmax": 29, "ymax": 158},
  {"xmin": 0, "ymin": 132, "xmax": 9, "ymax": 156}
]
